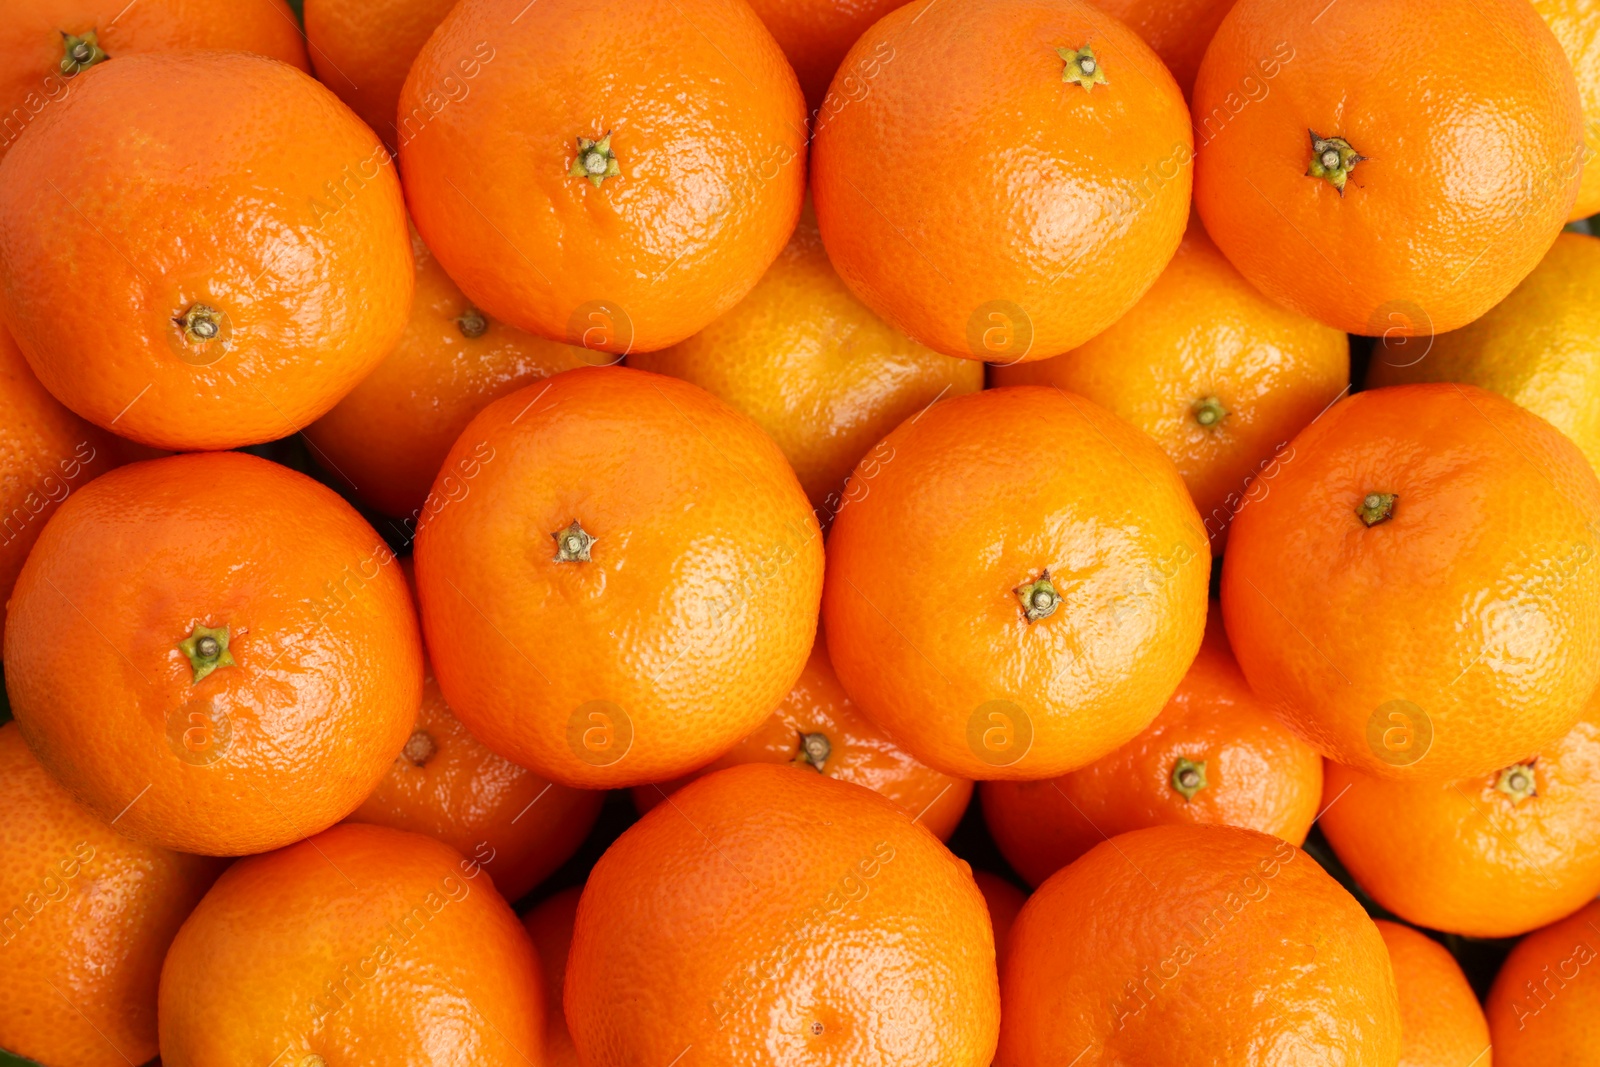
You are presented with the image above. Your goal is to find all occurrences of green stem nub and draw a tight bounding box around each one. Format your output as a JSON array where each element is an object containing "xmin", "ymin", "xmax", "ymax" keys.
[
  {"xmin": 175, "ymin": 304, "xmax": 223, "ymax": 344},
  {"xmin": 1015, "ymin": 572, "xmax": 1061, "ymax": 622},
  {"xmin": 1356, "ymin": 492, "xmax": 1397, "ymax": 527},
  {"xmin": 179, "ymin": 623, "xmax": 235, "ymax": 684},
  {"xmin": 1057, "ymin": 45, "xmax": 1108, "ymax": 92},
  {"xmin": 551, "ymin": 520, "xmax": 596, "ymax": 562},
  {"xmin": 568, "ymin": 132, "xmax": 621, "ymax": 188},
  {"xmin": 1494, "ymin": 761, "xmax": 1537, "ymax": 803},
  {"xmin": 1306, "ymin": 131, "xmax": 1365, "ymax": 195},
  {"xmin": 59, "ymin": 31, "xmax": 108, "ymax": 77},
  {"xmin": 456, "ymin": 307, "xmax": 488, "ymax": 339},
  {"xmin": 1191, "ymin": 396, "xmax": 1229, "ymax": 429},
  {"xmin": 1171, "ymin": 757, "xmax": 1207, "ymax": 801},
  {"xmin": 795, "ymin": 732, "xmax": 830, "ymax": 773}
]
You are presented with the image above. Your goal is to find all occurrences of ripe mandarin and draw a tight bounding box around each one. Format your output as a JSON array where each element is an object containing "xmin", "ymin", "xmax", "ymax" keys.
[
  {"xmin": 973, "ymin": 871, "xmax": 1027, "ymax": 971},
  {"xmin": 0, "ymin": 52, "xmax": 413, "ymax": 450},
  {"xmin": 743, "ymin": 0, "xmax": 907, "ymax": 113},
  {"xmin": 157, "ymin": 823, "xmax": 544, "ymax": 1067},
  {"xmin": 996, "ymin": 824, "xmax": 1401, "ymax": 1065},
  {"xmin": 1532, "ymin": 0, "xmax": 1600, "ymax": 218},
  {"xmin": 981, "ymin": 608, "xmax": 1322, "ymax": 885},
  {"xmin": 1375, "ymin": 920, "xmax": 1492, "ymax": 1067},
  {"xmin": 0, "ymin": 324, "xmax": 117, "ymax": 637},
  {"xmin": 413, "ymin": 366, "xmax": 823, "ymax": 789},
  {"xmin": 632, "ymin": 631, "xmax": 973, "ymax": 841},
  {"xmin": 399, "ymin": 0, "xmax": 806, "ymax": 353},
  {"xmin": 305, "ymin": 227, "xmax": 594, "ymax": 519},
  {"xmin": 994, "ymin": 222, "xmax": 1349, "ymax": 550},
  {"xmin": 629, "ymin": 205, "xmax": 982, "ymax": 517},
  {"xmin": 1195, "ymin": 0, "xmax": 1584, "ymax": 334},
  {"xmin": 523, "ymin": 887, "xmax": 583, "ymax": 1067},
  {"xmin": 303, "ymin": 0, "xmax": 455, "ymax": 146},
  {"xmin": 4, "ymin": 451, "xmax": 423, "ymax": 855},
  {"xmin": 1486, "ymin": 898, "xmax": 1600, "ymax": 1066},
  {"xmin": 0, "ymin": 0, "xmax": 308, "ymax": 160},
  {"xmin": 1222, "ymin": 384, "xmax": 1600, "ymax": 781},
  {"xmin": 566, "ymin": 763, "xmax": 1000, "ymax": 1067},
  {"xmin": 1320, "ymin": 685, "xmax": 1600, "ymax": 938},
  {"xmin": 1369, "ymin": 231, "xmax": 1600, "ymax": 476},
  {"xmin": 1088, "ymin": 0, "xmax": 1238, "ymax": 98},
  {"xmin": 812, "ymin": 0, "xmax": 1192, "ymax": 362},
  {"xmin": 347, "ymin": 664, "xmax": 604, "ymax": 904},
  {"xmin": 822, "ymin": 386, "xmax": 1209, "ymax": 780},
  {"xmin": 0, "ymin": 723, "xmax": 223, "ymax": 1067}
]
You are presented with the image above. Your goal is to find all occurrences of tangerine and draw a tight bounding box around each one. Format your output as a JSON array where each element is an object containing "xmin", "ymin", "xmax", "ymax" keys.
[
  {"xmin": 0, "ymin": 722, "xmax": 223, "ymax": 1067},
  {"xmin": 4, "ymin": 451, "xmax": 423, "ymax": 855},
  {"xmin": 303, "ymin": 0, "xmax": 455, "ymax": 146},
  {"xmin": 1088, "ymin": 0, "xmax": 1240, "ymax": 98},
  {"xmin": 347, "ymin": 665, "xmax": 604, "ymax": 904},
  {"xmin": 822, "ymin": 386, "xmax": 1209, "ymax": 780},
  {"xmin": 398, "ymin": 0, "xmax": 806, "ymax": 353},
  {"xmin": 1533, "ymin": 0, "xmax": 1600, "ymax": 218},
  {"xmin": 1486, "ymin": 898, "xmax": 1600, "ymax": 1066},
  {"xmin": 304, "ymin": 227, "xmax": 593, "ymax": 519},
  {"xmin": 0, "ymin": 51, "xmax": 413, "ymax": 450},
  {"xmin": 743, "ymin": 0, "xmax": 907, "ymax": 113},
  {"xmin": 1375, "ymin": 920, "xmax": 1492, "ymax": 1067},
  {"xmin": 632, "ymin": 631, "xmax": 973, "ymax": 841},
  {"xmin": 994, "ymin": 222, "xmax": 1349, "ymax": 550},
  {"xmin": 523, "ymin": 887, "xmax": 583, "ymax": 1067},
  {"xmin": 811, "ymin": 0, "xmax": 1192, "ymax": 362},
  {"xmin": 413, "ymin": 366, "xmax": 823, "ymax": 789},
  {"xmin": 973, "ymin": 870, "xmax": 1027, "ymax": 972},
  {"xmin": 1369, "ymin": 231, "xmax": 1600, "ymax": 476},
  {"xmin": 996, "ymin": 823, "xmax": 1401, "ymax": 1065},
  {"xmin": 0, "ymin": 324, "xmax": 117, "ymax": 638},
  {"xmin": 629, "ymin": 204, "xmax": 982, "ymax": 516},
  {"xmin": 981, "ymin": 607, "xmax": 1322, "ymax": 885},
  {"xmin": 1194, "ymin": 0, "xmax": 1584, "ymax": 334},
  {"xmin": 0, "ymin": 0, "xmax": 309, "ymax": 160},
  {"xmin": 1221, "ymin": 384, "xmax": 1600, "ymax": 781},
  {"xmin": 566, "ymin": 763, "xmax": 1000, "ymax": 1066},
  {"xmin": 1319, "ymin": 685, "xmax": 1600, "ymax": 938},
  {"xmin": 157, "ymin": 823, "xmax": 544, "ymax": 1066}
]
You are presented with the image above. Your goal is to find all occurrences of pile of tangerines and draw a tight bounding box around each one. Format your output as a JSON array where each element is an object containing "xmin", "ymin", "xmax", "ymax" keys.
[{"xmin": 3, "ymin": 0, "xmax": 1600, "ymax": 1064}]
